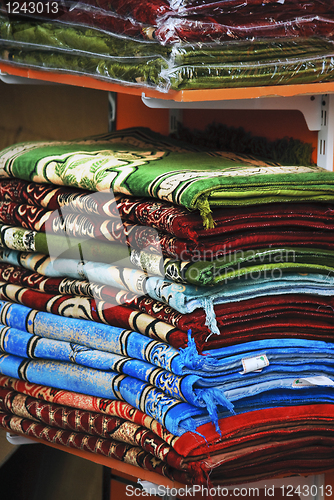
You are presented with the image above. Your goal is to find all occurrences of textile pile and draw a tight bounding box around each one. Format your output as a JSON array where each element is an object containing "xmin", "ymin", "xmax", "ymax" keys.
[
  {"xmin": 0, "ymin": 0, "xmax": 334, "ymax": 90},
  {"xmin": 0, "ymin": 127, "xmax": 334, "ymax": 486}
]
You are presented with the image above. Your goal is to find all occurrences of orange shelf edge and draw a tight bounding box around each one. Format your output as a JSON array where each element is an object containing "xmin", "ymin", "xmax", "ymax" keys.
[{"xmin": 2, "ymin": 62, "xmax": 334, "ymax": 102}]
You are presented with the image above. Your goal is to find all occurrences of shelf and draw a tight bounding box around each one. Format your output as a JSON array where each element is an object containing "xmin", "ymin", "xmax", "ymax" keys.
[
  {"xmin": 5, "ymin": 432, "xmax": 331, "ymax": 500},
  {"xmin": 2, "ymin": 61, "xmax": 334, "ymax": 102},
  {"xmin": 5, "ymin": 432, "xmax": 186, "ymax": 490}
]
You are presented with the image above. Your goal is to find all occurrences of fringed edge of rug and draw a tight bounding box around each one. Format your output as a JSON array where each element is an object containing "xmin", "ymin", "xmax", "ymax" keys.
[{"xmin": 171, "ymin": 122, "xmax": 315, "ymax": 166}]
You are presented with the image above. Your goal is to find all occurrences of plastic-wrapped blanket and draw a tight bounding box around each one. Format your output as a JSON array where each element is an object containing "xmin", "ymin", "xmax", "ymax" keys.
[{"xmin": 2, "ymin": 14, "xmax": 334, "ymax": 90}]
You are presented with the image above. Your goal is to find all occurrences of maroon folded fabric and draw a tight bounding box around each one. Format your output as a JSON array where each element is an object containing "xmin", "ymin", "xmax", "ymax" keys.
[
  {"xmin": 155, "ymin": 10, "xmax": 334, "ymax": 44},
  {"xmin": 174, "ymin": 404, "xmax": 334, "ymax": 457},
  {"xmin": 0, "ymin": 386, "xmax": 188, "ymax": 470},
  {"xmin": 3, "ymin": 372, "xmax": 334, "ymax": 487},
  {"xmin": 1, "ymin": 178, "xmax": 334, "ymax": 260},
  {"xmin": 1, "ymin": 180, "xmax": 334, "ymax": 241},
  {"xmin": 1, "ymin": 261, "xmax": 334, "ymax": 350},
  {"xmin": 0, "ymin": 279, "xmax": 186, "ymax": 346},
  {"xmin": 0, "ymin": 375, "xmax": 178, "ymax": 445},
  {"xmin": 2, "ymin": 198, "xmax": 334, "ymax": 259},
  {"xmin": 0, "ymin": 410, "xmax": 198, "ymax": 484}
]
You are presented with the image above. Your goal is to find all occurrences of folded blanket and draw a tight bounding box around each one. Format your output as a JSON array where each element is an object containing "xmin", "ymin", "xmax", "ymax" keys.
[
  {"xmin": 2, "ymin": 198, "xmax": 334, "ymax": 260},
  {"xmin": 5, "ymin": 181, "xmax": 334, "ymax": 242},
  {"xmin": 2, "ymin": 129, "xmax": 334, "ymax": 229},
  {"xmin": 0, "ymin": 386, "xmax": 188, "ymax": 469},
  {"xmin": 2, "ymin": 36, "xmax": 334, "ymax": 91},
  {"xmin": 2, "ymin": 224, "xmax": 334, "ymax": 286},
  {"xmin": 1, "ymin": 245, "xmax": 334, "ymax": 334},
  {"xmin": 0, "ymin": 410, "xmax": 194, "ymax": 484}
]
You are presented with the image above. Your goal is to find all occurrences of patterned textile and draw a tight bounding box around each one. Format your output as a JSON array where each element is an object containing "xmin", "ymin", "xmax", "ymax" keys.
[
  {"xmin": 0, "ymin": 263, "xmax": 333, "ymax": 351},
  {"xmin": 0, "ymin": 410, "xmax": 195, "ymax": 484},
  {"xmin": 2, "ymin": 299, "xmax": 334, "ymax": 433},
  {"xmin": 1, "ymin": 130, "xmax": 334, "ymax": 229},
  {"xmin": 0, "ymin": 350, "xmax": 210, "ymax": 436},
  {"xmin": 3, "ymin": 180, "xmax": 334, "ymax": 241},
  {"xmin": 1, "ymin": 246, "xmax": 334, "ymax": 335},
  {"xmin": 2, "ymin": 239, "xmax": 334, "ymax": 289},
  {"xmin": 0, "ymin": 280, "xmax": 185, "ymax": 345},
  {"xmin": 0, "ymin": 224, "xmax": 135, "ymax": 265},
  {"xmin": 2, "ymin": 198, "xmax": 334, "ymax": 260},
  {"xmin": 0, "ymin": 374, "xmax": 178, "ymax": 445},
  {"xmin": 3, "ymin": 373, "xmax": 334, "ymax": 462},
  {"xmin": 0, "ymin": 386, "xmax": 188, "ymax": 470},
  {"xmin": 2, "ymin": 376, "xmax": 334, "ymax": 486}
]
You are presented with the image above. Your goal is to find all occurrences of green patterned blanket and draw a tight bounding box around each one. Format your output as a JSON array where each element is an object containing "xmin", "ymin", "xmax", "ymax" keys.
[{"xmin": 1, "ymin": 128, "xmax": 334, "ymax": 228}]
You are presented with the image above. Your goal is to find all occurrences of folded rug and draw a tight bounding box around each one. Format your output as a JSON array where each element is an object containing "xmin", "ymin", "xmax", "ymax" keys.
[
  {"xmin": 1, "ymin": 246, "xmax": 334, "ymax": 334},
  {"xmin": 2, "ymin": 299, "xmax": 334, "ymax": 419},
  {"xmin": 2, "ymin": 238, "xmax": 334, "ymax": 288},
  {"xmin": 1, "ymin": 129, "xmax": 334, "ymax": 229},
  {"xmin": 3, "ymin": 384, "xmax": 334, "ymax": 487},
  {"xmin": 4, "ymin": 371, "xmax": 334, "ymax": 486},
  {"xmin": 0, "ymin": 280, "xmax": 186, "ymax": 345},
  {"xmin": 2, "ymin": 198, "xmax": 334, "ymax": 259},
  {"xmin": 0, "ymin": 386, "xmax": 189, "ymax": 470},
  {"xmin": 0, "ymin": 374, "xmax": 178, "ymax": 445},
  {"xmin": 0, "ymin": 270, "xmax": 333, "ymax": 350},
  {"xmin": 5, "ymin": 180, "xmax": 334, "ymax": 241},
  {"xmin": 0, "ymin": 410, "xmax": 195, "ymax": 484},
  {"xmin": 3, "ymin": 373, "xmax": 334, "ymax": 460},
  {"xmin": 0, "ymin": 351, "xmax": 212, "ymax": 435}
]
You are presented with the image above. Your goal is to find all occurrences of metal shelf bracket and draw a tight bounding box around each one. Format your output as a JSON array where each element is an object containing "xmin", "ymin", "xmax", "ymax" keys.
[{"xmin": 142, "ymin": 93, "xmax": 334, "ymax": 170}]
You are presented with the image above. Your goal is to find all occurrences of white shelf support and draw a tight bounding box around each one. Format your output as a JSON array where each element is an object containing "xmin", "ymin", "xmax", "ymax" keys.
[
  {"xmin": 317, "ymin": 94, "xmax": 334, "ymax": 171},
  {"xmin": 142, "ymin": 93, "xmax": 334, "ymax": 171},
  {"xmin": 6, "ymin": 432, "xmax": 38, "ymax": 445}
]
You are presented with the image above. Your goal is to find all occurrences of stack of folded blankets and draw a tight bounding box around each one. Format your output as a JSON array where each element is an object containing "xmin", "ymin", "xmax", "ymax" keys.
[
  {"xmin": 0, "ymin": 127, "xmax": 333, "ymax": 486},
  {"xmin": 0, "ymin": 0, "xmax": 334, "ymax": 90}
]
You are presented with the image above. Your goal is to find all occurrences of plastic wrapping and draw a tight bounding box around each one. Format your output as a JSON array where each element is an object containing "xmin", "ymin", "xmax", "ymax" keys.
[
  {"xmin": 2, "ymin": 21, "xmax": 334, "ymax": 92},
  {"xmin": 168, "ymin": 0, "xmax": 334, "ymax": 15},
  {"xmin": 0, "ymin": 14, "xmax": 167, "ymax": 57},
  {"xmin": 167, "ymin": 38, "xmax": 334, "ymax": 89},
  {"xmin": 0, "ymin": 1, "xmax": 158, "ymax": 41},
  {"xmin": 1, "ymin": 1, "xmax": 333, "ymax": 45},
  {"xmin": 154, "ymin": 12, "xmax": 334, "ymax": 44},
  {"xmin": 0, "ymin": 15, "xmax": 170, "ymax": 90},
  {"xmin": 0, "ymin": 46, "xmax": 169, "ymax": 88}
]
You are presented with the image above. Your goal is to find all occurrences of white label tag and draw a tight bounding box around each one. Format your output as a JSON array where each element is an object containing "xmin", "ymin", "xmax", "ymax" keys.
[
  {"xmin": 240, "ymin": 354, "xmax": 269, "ymax": 374},
  {"xmin": 293, "ymin": 376, "xmax": 334, "ymax": 388}
]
